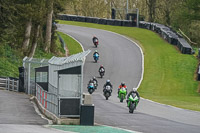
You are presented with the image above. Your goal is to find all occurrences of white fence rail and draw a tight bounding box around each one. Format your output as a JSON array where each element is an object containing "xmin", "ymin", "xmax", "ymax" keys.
[{"xmin": 0, "ymin": 77, "xmax": 19, "ymax": 91}]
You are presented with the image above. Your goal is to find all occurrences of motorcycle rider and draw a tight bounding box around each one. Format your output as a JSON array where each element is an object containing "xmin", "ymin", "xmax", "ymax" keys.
[
  {"xmin": 99, "ymin": 65, "xmax": 105, "ymax": 73},
  {"xmin": 93, "ymin": 77, "xmax": 98, "ymax": 89},
  {"xmin": 118, "ymin": 82, "xmax": 127, "ymax": 97},
  {"xmin": 88, "ymin": 79, "xmax": 94, "ymax": 86},
  {"xmin": 103, "ymin": 79, "xmax": 113, "ymax": 93},
  {"xmin": 126, "ymin": 88, "xmax": 140, "ymax": 108},
  {"xmin": 93, "ymin": 50, "xmax": 99, "ymax": 57},
  {"xmin": 92, "ymin": 36, "xmax": 98, "ymax": 43}
]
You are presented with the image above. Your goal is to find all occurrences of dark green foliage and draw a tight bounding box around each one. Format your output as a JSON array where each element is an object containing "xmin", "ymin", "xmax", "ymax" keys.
[{"xmin": 0, "ymin": 0, "xmax": 68, "ymax": 77}]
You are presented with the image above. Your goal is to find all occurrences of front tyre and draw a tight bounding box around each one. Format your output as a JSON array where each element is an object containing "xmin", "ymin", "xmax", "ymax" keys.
[
  {"xmin": 88, "ymin": 89, "xmax": 93, "ymax": 94},
  {"xmin": 129, "ymin": 103, "xmax": 135, "ymax": 113},
  {"xmin": 120, "ymin": 94, "xmax": 124, "ymax": 102},
  {"xmin": 105, "ymin": 92, "xmax": 110, "ymax": 100}
]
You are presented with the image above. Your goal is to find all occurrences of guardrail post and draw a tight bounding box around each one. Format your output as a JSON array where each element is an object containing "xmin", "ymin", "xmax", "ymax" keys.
[
  {"xmin": 17, "ymin": 80, "xmax": 19, "ymax": 92},
  {"xmin": 12, "ymin": 79, "xmax": 14, "ymax": 91},
  {"xmin": 8, "ymin": 78, "xmax": 9, "ymax": 90}
]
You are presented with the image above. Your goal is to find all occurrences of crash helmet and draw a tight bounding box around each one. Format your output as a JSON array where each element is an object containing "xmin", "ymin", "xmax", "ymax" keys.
[
  {"xmin": 106, "ymin": 79, "xmax": 110, "ymax": 83},
  {"xmin": 93, "ymin": 77, "xmax": 96, "ymax": 80},
  {"xmin": 132, "ymin": 88, "xmax": 137, "ymax": 92},
  {"xmin": 100, "ymin": 65, "xmax": 103, "ymax": 68},
  {"xmin": 121, "ymin": 82, "xmax": 125, "ymax": 87},
  {"xmin": 95, "ymin": 50, "xmax": 98, "ymax": 52}
]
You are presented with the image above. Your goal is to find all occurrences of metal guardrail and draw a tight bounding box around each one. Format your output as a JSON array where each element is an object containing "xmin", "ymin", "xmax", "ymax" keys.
[{"xmin": 0, "ymin": 77, "xmax": 19, "ymax": 91}]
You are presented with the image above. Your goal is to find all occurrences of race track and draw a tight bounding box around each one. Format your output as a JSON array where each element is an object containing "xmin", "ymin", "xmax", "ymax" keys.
[{"xmin": 57, "ymin": 24, "xmax": 200, "ymax": 133}]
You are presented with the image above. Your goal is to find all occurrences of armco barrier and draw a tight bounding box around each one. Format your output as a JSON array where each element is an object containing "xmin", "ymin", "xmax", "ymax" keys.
[
  {"xmin": 98, "ymin": 18, "xmax": 107, "ymax": 25},
  {"xmin": 57, "ymin": 14, "xmax": 192, "ymax": 54},
  {"xmin": 166, "ymin": 32, "xmax": 179, "ymax": 45},
  {"xmin": 58, "ymin": 14, "xmax": 136, "ymax": 27},
  {"xmin": 139, "ymin": 21, "xmax": 193, "ymax": 54},
  {"xmin": 114, "ymin": 19, "xmax": 122, "ymax": 26},
  {"xmin": 77, "ymin": 16, "xmax": 86, "ymax": 22},
  {"xmin": 177, "ymin": 38, "xmax": 192, "ymax": 54},
  {"xmin": 107, "ymin": 19, "xmax": 115, "ymax": 25}
]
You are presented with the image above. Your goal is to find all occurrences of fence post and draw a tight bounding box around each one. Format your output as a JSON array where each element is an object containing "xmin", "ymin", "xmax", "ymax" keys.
[
  {"xmin": 17, "ymin": 80, "xmax": 19, "ymax": 92},
  {"xmin": 8, "ymin": 78, "xmax": 10, "ymax": 90},
  {"xmin": 6, "ymin": 77, "xmax": 8, "ymax": 90},
  {"xmin": 12, "ymin": 79, "xmax": 14, "ymax": 91}
]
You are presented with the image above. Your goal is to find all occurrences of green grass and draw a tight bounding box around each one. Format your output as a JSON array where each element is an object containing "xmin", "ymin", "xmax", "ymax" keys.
[
  {"xmin": 56, "ymin": 31, "xmax": 83, "ymax": 55},
  {"xmin": 0, "ymin": 45, "xmax": 22, "ymax": 77},
  {"xmin": 0, "ymin": 30, "xmax": 82, "ymax": 78},
  {"xmin": 58, "ymin": 20, "xmax": 200, "ymax": 111}
]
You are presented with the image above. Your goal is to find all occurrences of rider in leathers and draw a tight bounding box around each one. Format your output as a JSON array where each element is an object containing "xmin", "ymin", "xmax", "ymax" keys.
[{"xmin": 126, "ymin": 88, "xmax": 140, "ymax": 108}]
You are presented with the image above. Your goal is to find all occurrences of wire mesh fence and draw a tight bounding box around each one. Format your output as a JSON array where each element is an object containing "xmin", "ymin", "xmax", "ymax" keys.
[{"xmin": 23, "ymin": 57, "xmax": 49, "ymax": 95}]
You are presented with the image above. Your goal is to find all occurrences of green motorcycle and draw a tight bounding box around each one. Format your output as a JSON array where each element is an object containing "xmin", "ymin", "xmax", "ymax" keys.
[
  {"xmin": 118, "ymin": 87, "xmax": 127, "ymax": 102},
  {"xmin": 127, "ymin": 93, "xmax": 139, "ymax": 113}
]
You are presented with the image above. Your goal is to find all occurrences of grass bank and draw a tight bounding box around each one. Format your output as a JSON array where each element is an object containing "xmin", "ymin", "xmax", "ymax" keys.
[
  {"xmin": 58, "ymin": 20, "xmax": 200, "ymax": 111},
  {"xmin": 56, "ymin": 31, "xmax": 83, "ymax": 55},
  {"xmin": 0, "ymin": 31, "xmax": 82, "ymax": 78}
]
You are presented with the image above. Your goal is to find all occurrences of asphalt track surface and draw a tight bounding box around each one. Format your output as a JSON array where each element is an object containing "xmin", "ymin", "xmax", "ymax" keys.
[
  {"xmin": 0, "ymin": 90, "xmax": 76, "ymax": 133},
  {"xmin": 57, "ymin": 24, "xmax": 200, "ymax": 133}
]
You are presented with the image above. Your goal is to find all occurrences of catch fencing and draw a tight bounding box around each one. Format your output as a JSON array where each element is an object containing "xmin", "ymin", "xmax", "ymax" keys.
[
  {"xmin": 23, "ymin": 50, "xmax": 90, "ymax": 118},
  {"xmin": 23, "ymin": 57, "xmax": 49, "ymax": 95}
]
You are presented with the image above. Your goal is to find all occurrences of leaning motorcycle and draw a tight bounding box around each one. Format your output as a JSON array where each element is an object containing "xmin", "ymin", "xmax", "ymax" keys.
[
  {"xmin": 88, "ymin": 82, "xmax": 95, "ymax": 94},
  {"xmin": 118, "ymin": 87, "xmax": 127, "ymax": 102},
  {"xmin": 93, "ymin": 53, "xmax": 99, "ymax": 63},
  {"xmin": 104, "ymin": 85, "xmax": 112, "ymax": 100},
  {"xmin": 127, "ymin": 93, "xmax": 139, "ymax": 113},
  {"xmin": 93, "ymin": 39, "xmax": 99, "ymax": 47}
]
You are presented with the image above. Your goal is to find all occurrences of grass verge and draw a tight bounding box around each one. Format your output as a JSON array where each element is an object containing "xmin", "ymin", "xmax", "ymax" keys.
[
  {"xmin": 58, "ymin": 20, "xmax": 200, "ymax": 111},
  {"xmin": 56, "ymin": 31, "xmax": 83, "ymax": 55}
]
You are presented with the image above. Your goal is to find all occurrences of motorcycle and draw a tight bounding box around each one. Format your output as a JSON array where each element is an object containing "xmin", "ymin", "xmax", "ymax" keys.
[
  {"xmin": 127, "ymin": 93, "xmax": 139, "ymax": 113},
  {"xmin": 99, "ymin": 68, "xmax": 105, "ymax": 78},
  {"xmin": 93, "ymin": 80, "xmax": 98, "ymax": 89},
  {"xmin": 93, "ymin": 53, "xmax": 99, "ymax": 63},
  {"xmin": 93, "ymin": 39, "xmax": 99, "ymax": 47},
  {"xmin": 99, "ymin": 71, "xmax": 104, "ymax": 78},
  {"xmin": 88, "ymin": 82, "xmax": 95, "ymax": 94},
  {"xmin": 118, "ymin": 87, "xmax": 127, "ymax": 102},
  {"xmin": 103, "ymin": 85, "xmax": 112, "ymax": 100}
]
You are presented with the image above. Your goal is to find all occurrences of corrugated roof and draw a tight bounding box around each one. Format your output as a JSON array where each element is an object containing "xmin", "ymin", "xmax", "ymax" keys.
[{"xmin": 48, "ymin": 50, "xmax": 91, "ymax": 65}]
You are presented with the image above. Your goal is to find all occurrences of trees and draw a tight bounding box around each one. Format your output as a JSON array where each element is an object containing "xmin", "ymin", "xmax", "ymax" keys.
[
  {"xmin": 145, "ymin": 0, "xmax": 157, "ymax": 22},
  {"xmin": 44, "ymin": 0, "xmax": 54, "ymax": 53},
  {"xmin": 0, "ymin": 0, "xmax": 67, "ymax": 57}
]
